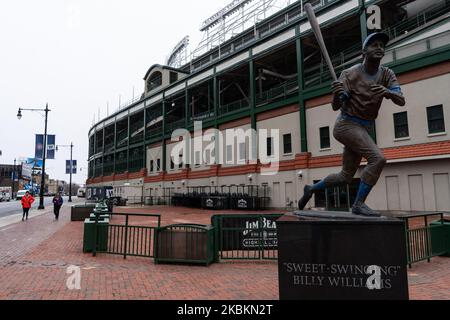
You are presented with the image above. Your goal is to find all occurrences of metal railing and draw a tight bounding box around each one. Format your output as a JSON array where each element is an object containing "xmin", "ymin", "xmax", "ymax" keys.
[
  {"xmin": 128, "ymin": 153, "xmax": 144, "ymax": 173},
  {"xmin": 124, "ymin": 196, "xmax": 169, "ymax": 206},
  {"xmin": 190, "ymin": 110, "xmax": 215, "ymax": 122},
  {"xmin": 115, "ymin": 160, "xmax": 127, "ymax": 173},
  {"xmin": 104, "ymin": 142, "xmax": 114, "ymax": 153},
  {"xmin": 146, "ymin": 126, "xmax": 162, "ymax": 139},
  {"xmin": 116, "ymin": 131, "xmax": 128, "ymax": 148},
  {"xmin": 398, "ymin": 212, "xmax": 447, "ymax": 267},
  {"xmin": 218, "ymin": 98, "xmax": 250, "ymax": 116},
  {"xmin": 129, "ymin": 122, "xmax": 144, "ymax": 144},
  {"xmin": 103, "ymin": 163, "xmax": 114, "ymax": 176},
  {"xmin": 256, "ymin": 78, "xmax": 298, "ymax": 106},
  {"xmin": 165, "ymin": 119, "xmax": 186, "ymax": 133},
  {"xmin": 383, "ymin": 29, "xmax": 450, "ymax": 64},
  {"xmin": 384, "ymin": 1, "xmax": 450, "ymax": 40},
  {"xmin": 304, "ymin": 3, "xmax": 450, "ymax": 88},
  {"xmin": 94, "ymin": 212, "xmax": 161, "ymax": 259}
]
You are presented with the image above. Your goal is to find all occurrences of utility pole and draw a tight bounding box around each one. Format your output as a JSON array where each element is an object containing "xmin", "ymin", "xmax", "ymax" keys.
[
  {"xmin": 69, "ymin": 142, "xmax": 73, "ymax": 202},
  {"xmin": 11, "ymin": 158, "xmax": 16, "ymax": 199},
  {"xmin": 56, "ymin": 142, "xmax": 74, "ymax": 202}
]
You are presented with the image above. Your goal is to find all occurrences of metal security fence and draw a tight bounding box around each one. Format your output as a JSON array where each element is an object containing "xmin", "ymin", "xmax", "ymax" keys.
[
  {"xmin": 93, "ymin": 213, "xmax": 161, "ymax": 259},
  {"xmin": 211, "ymin": 214, "xmax": 283, "ymax": 261},
  {"xmin": 400, "ymin": 212, "xmax": 447, "ymax": 267}
]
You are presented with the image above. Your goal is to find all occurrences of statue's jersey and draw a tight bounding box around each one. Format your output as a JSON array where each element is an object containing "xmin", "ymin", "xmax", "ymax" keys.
[{"xmin": 339, "ymin": 64, "xmax": 400, "ymax": 121}]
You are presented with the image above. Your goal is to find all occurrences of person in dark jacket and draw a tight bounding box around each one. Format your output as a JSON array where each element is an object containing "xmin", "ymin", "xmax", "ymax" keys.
[
  {"xmin": 21, "ymin": 191, "xmax": 35, "ymax": 221},
  {"xmin": 52, "ymin": 192, "xmax": 64, "ymax": 220}
]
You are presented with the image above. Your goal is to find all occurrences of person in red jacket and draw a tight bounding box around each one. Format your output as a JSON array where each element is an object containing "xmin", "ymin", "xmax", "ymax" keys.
[{"xmin": 21, "ymin": 191, "xmax": 35, "ymax": 221}]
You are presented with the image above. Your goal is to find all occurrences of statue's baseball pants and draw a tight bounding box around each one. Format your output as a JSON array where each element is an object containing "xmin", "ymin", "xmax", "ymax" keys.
[{"xmin": 323, "ymin": 115, "xmax": 386, "ymax": 187}]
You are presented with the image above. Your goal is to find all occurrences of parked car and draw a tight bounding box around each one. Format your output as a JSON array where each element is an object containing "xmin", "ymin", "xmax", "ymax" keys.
[{"xmin": 16, "ymin": 190, "xmax": 28, "ymax": 200}]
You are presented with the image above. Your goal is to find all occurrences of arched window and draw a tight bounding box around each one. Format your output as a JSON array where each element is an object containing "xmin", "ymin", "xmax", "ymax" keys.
[{"xmin": 147, "ymin": 71, "xmax": 162, "ymax": 91}]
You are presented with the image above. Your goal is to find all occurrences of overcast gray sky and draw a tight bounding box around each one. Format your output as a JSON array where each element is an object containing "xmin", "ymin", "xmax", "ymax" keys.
[{"xmin": 0, "ymin": 0, "xmax": 229, "ymax": 185}]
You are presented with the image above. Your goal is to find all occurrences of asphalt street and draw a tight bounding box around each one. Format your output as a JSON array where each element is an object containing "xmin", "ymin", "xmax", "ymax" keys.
[{"xmin": 0, "ymin": 196, "xmax": 71, "ymax": 219}]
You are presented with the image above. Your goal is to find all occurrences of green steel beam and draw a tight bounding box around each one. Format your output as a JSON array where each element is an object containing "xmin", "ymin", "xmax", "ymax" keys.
[
  {"xmin": 127, "ymin": 114, "xmax": 130, "ymax": 172},
  {"xmin": 213, "ymin": 68, "xmax": 218, "ymax": 129},
  {"xmin": 143, "ymin": 107, "xmax": 147, "ymax": 169},
  {"xmin": 162, "ymin": 99, "xmax": 167, "ymax": 173},
  {"xmin": 249, "ymin": 50, "xmax": 256, "ymax": 130},
  {"xmin": 113, "ymin": 120, "xmax": 117, "ymax": 174},
  {"xmin": 296, "ymin": 28, "xmax": 308, "ymax": 153},
  {"xmin": 185, "ymin": 86, "xmax": 189, "ymax": 129},
  {"xmin": 213, "ymin": 68, "xmax": 220, "ymax": 164},
  {"xmin": 359, "ymin": 0, "xmax": 367, "ymax": 42}
]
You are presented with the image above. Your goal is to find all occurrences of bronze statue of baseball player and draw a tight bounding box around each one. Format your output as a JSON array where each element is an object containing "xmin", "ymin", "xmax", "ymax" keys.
[{"xmin": 298, "ymin": 32, "xmax": 406, "ymax": 217}]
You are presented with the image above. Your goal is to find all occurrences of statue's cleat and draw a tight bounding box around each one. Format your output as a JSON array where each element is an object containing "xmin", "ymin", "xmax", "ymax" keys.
[
  {"xmin": 298, "ymin": 185, "xmax": 313, "ymax": 210},
  {"xmin": 352, "ymin": 202, "xmax": 381, "ymax": 217}
]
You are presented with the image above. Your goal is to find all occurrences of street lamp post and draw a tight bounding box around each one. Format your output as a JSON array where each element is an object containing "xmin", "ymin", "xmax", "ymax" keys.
[
  {"xmin": 17, "ymin": 103, "xmax": 50, "ymax": 210},
  {"xmin": 11, "ymin": 158, "xmax": 16, "ymax": 199},
  {"xmin": 56, "ymin": 142, "xmax": 74, "ymax": 202}
]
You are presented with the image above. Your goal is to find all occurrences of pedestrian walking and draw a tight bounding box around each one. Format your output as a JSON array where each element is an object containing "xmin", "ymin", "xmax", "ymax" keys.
[
  {"xmin": 21, "ymin": 191, "xmax": 35, "ymax": 221},
  {"xmin": 52, "ymin": 192, "xmax": 64, "ymax": 220}
]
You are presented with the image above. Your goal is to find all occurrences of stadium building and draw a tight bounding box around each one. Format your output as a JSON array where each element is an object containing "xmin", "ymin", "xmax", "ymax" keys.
[{"xmin": 86, "ymin": 0, "xmax": 450, "ymax": 211}]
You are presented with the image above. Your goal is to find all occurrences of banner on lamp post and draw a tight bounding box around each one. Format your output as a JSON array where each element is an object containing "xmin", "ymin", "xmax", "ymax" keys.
[
  {"xmin": 35, "ymin": 134, "xmax": 56, "ymax": 159},
  {"xmin": 66, "ymin": 160, "xmax": 77, "ymax": 174},
  {"xmin": 47, "ymin": 135, "xmax": 56, "ymax": 159}
]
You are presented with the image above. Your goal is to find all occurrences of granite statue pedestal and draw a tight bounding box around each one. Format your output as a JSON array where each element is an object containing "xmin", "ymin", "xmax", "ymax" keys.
[{"xmin": 277, "ymin": 211, "xmax": 409, "ymax": 300}]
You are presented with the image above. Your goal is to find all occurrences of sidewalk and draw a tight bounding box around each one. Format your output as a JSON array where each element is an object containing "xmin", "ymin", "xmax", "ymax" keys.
[{"xmin": 0, "ymin": 205, "xmax": 448, "ymax": 300}]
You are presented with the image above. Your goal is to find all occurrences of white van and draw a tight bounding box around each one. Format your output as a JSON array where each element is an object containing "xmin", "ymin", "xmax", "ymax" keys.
[
  {"xmin": 16, "ymin": 190, "xmax": 28, "ymax": 201},
  {"xmin": 77, "ymin": 188, "xmax": 86, "ymax": 198}
]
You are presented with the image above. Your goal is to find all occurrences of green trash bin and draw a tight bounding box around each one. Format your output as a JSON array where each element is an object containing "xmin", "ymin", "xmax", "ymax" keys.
[
  {"xmin": 83, "ymin": 218, "xmax": 109, "ymax": 253},
  {"xmin": 430, "ymin": 219, "xmax": 450, "ymax": 257}
]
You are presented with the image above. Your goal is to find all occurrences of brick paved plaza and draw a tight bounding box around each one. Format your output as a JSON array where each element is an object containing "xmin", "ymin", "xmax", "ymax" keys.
[{"xmin": 0, "ymin": 203, "xmax": 448, "ymax": 300}]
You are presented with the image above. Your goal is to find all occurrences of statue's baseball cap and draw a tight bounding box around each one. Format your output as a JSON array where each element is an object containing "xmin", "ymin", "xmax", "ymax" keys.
[{"xmin": 363, "ymin": 32, "xmax": 389, "ymax": 50}]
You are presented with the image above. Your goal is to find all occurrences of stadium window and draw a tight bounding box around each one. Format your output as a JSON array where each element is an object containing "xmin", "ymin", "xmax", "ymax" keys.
[
  {"xmin": 179, "ymin": 154, "xmax": 183, "ymax": 169},
  {"xmin": 150, "ymin": 160, "xmax": 154, "ymax": 172},
  {"xmin": 267, "ymin": 137, "xmax": 273, "ymax": 157},
  {"xmin": 393, "ymin": 112, "xmax": 409, "ymax": 139},
  {"xmin": 226, "ymin": 145, "xmax": 233, "ymax": 163},
  {"xmin": 205, "ymin": 149, "xmax": 211, "ymax": 165},
  {"xmin": 427, "ymin": 105, "xmax": 445, "ymax": 134},
  {"xmin": 156, "ymin": 159, "xmax": 161, "ymax": 171},
  {"xmin": 170, "ymin": 157, "xmax": 175, "ymax": 170},
  {"xmin": 320, "ymin": 127, "xmax": 331, "ymax": 149},
  {"xmin": 195, "ymin": 151, "xmax": 201, "ymax": 167},
  {"xmin": 170, "ymin": 72, "xmax": 178, "ymax": 84},
  {"xmin": 283, "ymin": 134, "xmax": 292, "ymax": 154},
  {"xmin": 147, "ymin": 71, "xmax": 162, "ymax": 91},
  {"xmin": 239, "ymin": 142, "xmax": 246, "ymax": 162}
]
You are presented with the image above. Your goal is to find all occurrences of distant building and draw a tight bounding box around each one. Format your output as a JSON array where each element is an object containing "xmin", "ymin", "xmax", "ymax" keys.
[{"xmin": 0, "ymin": 164, "xmax": 22, "ymax": 195}]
